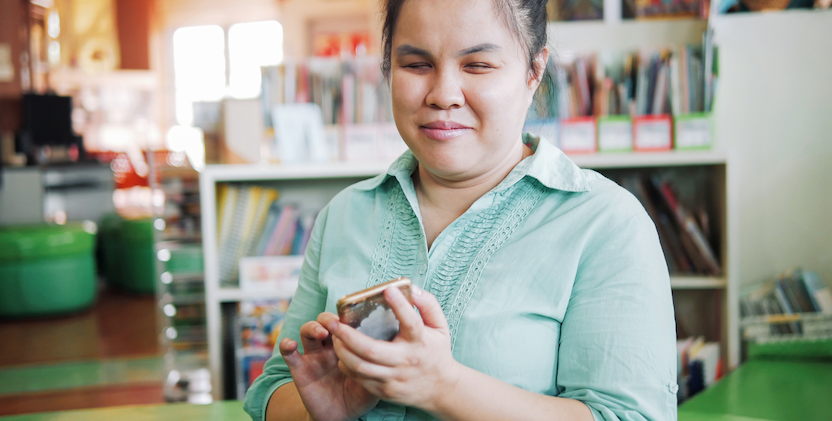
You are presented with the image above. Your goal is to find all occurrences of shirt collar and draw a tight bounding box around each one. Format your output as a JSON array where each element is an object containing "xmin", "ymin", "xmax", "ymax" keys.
[{"xmin": 352, "ymin": 133, "xmax": 590, "ymax": 193}]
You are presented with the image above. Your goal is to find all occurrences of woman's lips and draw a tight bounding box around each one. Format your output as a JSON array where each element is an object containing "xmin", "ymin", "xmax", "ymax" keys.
[{"xmin": 419, "ymin": 121, "xmax": 472, "ymax": 141}]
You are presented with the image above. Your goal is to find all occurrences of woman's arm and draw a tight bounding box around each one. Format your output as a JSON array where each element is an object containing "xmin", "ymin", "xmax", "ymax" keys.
[
  {"xmin": 266, "ymin": 383, "xmax": 310, "ymax": 421},
  {"xmin": 555, "ymin": 211, "xmax": 677, "ymax": 421},
  {"xmin": 329, "ymin": 204, "xmax": 676, "ymax": 421},
  {"xmin": 429, "ymin": 365, "xmax": 594, "ymax": 421}
]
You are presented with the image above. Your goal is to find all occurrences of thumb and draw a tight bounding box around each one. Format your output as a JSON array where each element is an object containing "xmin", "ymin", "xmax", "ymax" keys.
[
  {"xmin": 411, "ymin": 285, "xmax": 448, "ymax": 331},
  {"xmin": 278, "ymin": 337, "xmax": 304, "ymax": 368}
]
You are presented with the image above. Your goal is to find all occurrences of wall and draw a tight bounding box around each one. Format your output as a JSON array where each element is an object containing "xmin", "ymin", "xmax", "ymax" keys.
[
  {"xmin": 279, "ymin": 0, "xmax": 377, "ymax": 58},
  {"xmin": 712, "ymin": 10, "xmax": 832, "ymax": 286},
  {"xmin": 115, "ymin": 0, "xmax": 153, "ymax": 69},
  {"xmin": 0, "ymin": 0, "xmax": 27, "ymax": 133}
]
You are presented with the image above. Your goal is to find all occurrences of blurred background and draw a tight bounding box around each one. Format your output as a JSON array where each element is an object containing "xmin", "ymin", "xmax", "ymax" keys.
[{"xmin": 0, "ymin": 0, "xmax": 830, "ymax": 419}]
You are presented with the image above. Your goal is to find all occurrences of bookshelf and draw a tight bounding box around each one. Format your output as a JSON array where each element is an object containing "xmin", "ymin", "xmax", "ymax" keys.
[
  {"xmin": 150, "ymin": 154, "xmax": 210, "ymax": 403},
  {"xmin": 199, "ymin": 150, "xmax": 736, "ymax": 400}
]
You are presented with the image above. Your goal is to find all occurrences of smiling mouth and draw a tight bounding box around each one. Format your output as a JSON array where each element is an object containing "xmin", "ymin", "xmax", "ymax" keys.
[{"xmin": 419, "ymin": 121, "xmax": 473, "ymax": 141}]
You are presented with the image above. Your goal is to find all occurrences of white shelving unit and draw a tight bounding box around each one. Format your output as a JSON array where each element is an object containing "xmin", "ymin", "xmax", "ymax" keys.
[
  {"xmin": 199, "ymin": 150, "xmax": 736, "ymax": 399},
  {"xmin": 200, "ymin": 160, "xmax": 395, "ymax": 399}
]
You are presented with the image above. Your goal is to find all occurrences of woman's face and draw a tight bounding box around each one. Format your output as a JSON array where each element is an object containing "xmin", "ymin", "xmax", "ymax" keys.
[{"xmin": 391, "ymin": 0, "xmax": 542, "ymax": 181}]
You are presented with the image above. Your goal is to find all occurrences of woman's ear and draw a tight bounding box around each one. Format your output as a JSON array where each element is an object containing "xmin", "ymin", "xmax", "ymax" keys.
[{"xmin": 528, "ymin": 47, "xmax": 550, "ymax": 91}]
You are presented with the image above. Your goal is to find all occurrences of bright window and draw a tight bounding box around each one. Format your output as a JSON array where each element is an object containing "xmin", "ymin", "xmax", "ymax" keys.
[
  {"xmin": 172, "ymin": 25, "xmax": 226, "ymax": 126},
  {"xmin": 172, "ymin": 21, "xmax": 284, "ymax": 126},
  {"xmin": 228, "ymin": 21, "xmax": 284, "ymax": 98}
]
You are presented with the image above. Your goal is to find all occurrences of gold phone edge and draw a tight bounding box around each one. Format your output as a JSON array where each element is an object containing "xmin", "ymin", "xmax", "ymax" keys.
[{"xmin": 336, "ymin": 277, "xmax": 412, "ymax": 314}]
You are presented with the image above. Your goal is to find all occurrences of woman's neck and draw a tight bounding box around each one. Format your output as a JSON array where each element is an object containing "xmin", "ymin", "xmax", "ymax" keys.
[{"xmin": 413, "ymin": 140, "xmax": 533, "ymax": 248}]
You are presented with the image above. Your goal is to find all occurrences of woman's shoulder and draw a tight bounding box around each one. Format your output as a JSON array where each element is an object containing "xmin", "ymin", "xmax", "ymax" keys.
[{"xmin": 539, "ymin": 168, "xmax": 651, "ymax": 232}]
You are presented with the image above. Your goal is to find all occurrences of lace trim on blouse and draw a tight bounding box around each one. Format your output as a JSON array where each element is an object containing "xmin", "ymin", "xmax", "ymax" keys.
[{"xmin": 366, "ymin": 177, "xmax": 546, "ymax": 349}]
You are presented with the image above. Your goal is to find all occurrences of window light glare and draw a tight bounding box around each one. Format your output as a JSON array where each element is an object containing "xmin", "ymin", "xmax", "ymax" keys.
[
  {"xmin": 228, "ymin": 21, "xmax": 284, "ymax": 99},
  {"xmin": 47, "ymin": 10, "xmax": 60, "ymax": 38},
  {"xmin": 173, "ymin": 25, "xmax": 226, "ymax": 125}
]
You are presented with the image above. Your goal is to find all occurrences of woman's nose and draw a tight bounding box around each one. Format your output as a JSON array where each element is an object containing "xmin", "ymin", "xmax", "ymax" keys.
[{"xmin": 425, "ymin": 69, "xmax": 465, "ymax": 110}]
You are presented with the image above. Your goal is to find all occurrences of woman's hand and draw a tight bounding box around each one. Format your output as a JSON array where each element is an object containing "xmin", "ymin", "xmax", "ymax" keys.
[
  {"xmin": 279, "ymin": 314, "xmax": 379, "ymax": 421},
  {"xmin": 327, "ymin": 285, "xmax": 463, "ymax": 413}
]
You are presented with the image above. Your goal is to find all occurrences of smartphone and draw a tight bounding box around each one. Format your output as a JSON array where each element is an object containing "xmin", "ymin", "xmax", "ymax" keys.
[{"xmin": 336, "ymin": 277, "xmax": 413, "ymax": 341}]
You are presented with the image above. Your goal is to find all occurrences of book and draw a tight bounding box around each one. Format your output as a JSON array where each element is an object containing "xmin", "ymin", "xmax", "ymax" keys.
[
  {"xmin": 675, "ymin": 336, "xmax": 722, "ymax": 402},
  {"xmin": 234, "ymin": 299, "xmax": 292, "ymax": 398},
  {"xmin": 263, "ymin": 204, "xmax": 299, "ymax": 256},
  {"xmin": 216, "ymin": 184, "xmax": 239, "ymax": 253},
  {"xmin": 239, "ymin": 255, "xmax": 305, "ymax": 293},
  {"xmin": 243, "ymin": 188, "xmax": 279, "ymax": 258},
  {"xmin": 653, "ymin": 177, "xmax": 721, "ymax": 276},
  {"xmin": 625, "ymin": 177, "xmax": 685, "ymax": 273},
  {"xmin": 219, "ymin": 186, "xmax": 251, "ymax": 282},
  {"xmin": 800, "ymin": 270, "xmax": 832, "ymax": 314},
  {"xmin": 254, "ymin": 204, "xmax": 281, "ymax": 256}
]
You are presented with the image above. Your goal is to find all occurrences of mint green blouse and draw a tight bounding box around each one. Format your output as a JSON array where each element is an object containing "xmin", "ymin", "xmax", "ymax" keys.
[{"xmin": 244, "ymin": 135, "xmax": 678, "ymax": 421}]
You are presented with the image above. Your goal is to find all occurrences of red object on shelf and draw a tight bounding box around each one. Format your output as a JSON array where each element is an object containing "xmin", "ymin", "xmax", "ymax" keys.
[{"xmin": 633, "ymin": 114, "xmax": 674, "ymax": 152}]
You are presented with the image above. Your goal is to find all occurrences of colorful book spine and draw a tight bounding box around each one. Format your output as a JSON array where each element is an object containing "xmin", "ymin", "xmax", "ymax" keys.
[
  {"xmin": 263, "ymin": 205, "xmax": 298, "ymax": 256},
  {"xmin": 243, "ymin": 188, "xmax": 279, "ymax": 258},
  {"xmin": 254, "ymin": 204, "xmax": 281, "ymax": 256}
]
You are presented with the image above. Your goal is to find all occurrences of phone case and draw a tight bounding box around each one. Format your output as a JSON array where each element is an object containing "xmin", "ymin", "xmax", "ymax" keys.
[{"xmin": 336, "ymin": 278, "xmax": 413, "ymax": 341}]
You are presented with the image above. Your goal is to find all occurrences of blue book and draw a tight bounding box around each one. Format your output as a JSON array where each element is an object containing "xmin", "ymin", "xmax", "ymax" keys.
[{"xmin": 254, "ymin": 204, "xmax": 281, "ymax": 256}]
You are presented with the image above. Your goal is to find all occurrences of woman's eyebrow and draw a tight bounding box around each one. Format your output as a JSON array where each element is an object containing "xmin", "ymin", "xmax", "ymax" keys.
[
  {"xmin": 458, "ymin": 43, "xmax": 500, "ymax": 57},
  {"xmin": 395, "ymin": 44, "xmax": 431, "ymax": 58},
  {"xmin": 395, "ymin": 43, "xmax": 501, "ymax": 58}
]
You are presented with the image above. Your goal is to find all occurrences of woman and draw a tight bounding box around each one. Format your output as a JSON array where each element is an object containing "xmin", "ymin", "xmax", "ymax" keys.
[{"xmin": 245, "ymin": 0, "xmax": 677, "ymax": 419}]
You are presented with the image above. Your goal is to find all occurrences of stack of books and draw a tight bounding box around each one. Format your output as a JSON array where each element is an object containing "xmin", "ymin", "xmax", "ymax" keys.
[
  {"xmin": 216, "ymin": 184, "xmax": 317, "ymax": 285},
  {"xmin": 741, "ymin": 269, "xmax": 832, "ymax": 337},
  {"xmin": 677, "ymin": 337, "xmax": 721, "ymax": 403},
  {"xmin": 261, "ymin": 57, "xmax": 394, "ymax": 128},
  {"xmin": 525, "ymin": 34, "xmax": 718, "ymax": 151},
  {"xmin": 234, "ymin": 299, "xmax": 292, "ymax": 398},
  {"xmin": 617, "ymin": 174, "xmax": 721, "ymax": 276}
]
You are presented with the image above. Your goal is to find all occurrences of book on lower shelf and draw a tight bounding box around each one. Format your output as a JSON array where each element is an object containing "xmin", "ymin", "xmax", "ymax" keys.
[
  {"xmin": 613, "ymin": 171, "xmax": 722, "ymax": 278},
  {"xmin": 233, "ymin": 299, "xmax": 293, "ymax": 399},
  {"xmin": 677, "ymin": 337, "xmax": 722, "ymax": 403}
]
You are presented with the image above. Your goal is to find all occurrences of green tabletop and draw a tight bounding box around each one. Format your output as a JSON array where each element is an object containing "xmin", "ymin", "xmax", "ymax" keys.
[
  {"xmin": 3, "ymin": 360, "xmax": 830, "ymax": 421},
  {"xmin": 679, "ymin": 360, "xmax": 832, "ymax": 421},
  {"xmin": 0, "ymin": 401, "xmax": 250, "ymax": 421}
]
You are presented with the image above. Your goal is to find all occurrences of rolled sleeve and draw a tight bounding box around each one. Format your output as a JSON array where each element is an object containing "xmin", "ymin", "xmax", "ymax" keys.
[
  {"xmin": 243, "ymin": 206, "xmax": 330, "ymax": 421},
  {"xmin": 556, "ymin": 209, "xmax": 678, "ymax": 421}
]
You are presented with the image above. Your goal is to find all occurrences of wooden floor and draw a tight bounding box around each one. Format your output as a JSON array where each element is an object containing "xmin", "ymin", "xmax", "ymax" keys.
[
  {"xmin": 0, "ymin": 383, "xmax": 165, "ymax": 416},
  {"xmin": 0, "ymin": 288, "xmax": 161, "ymax": 367},
  {"xmin": 0, "ymin": 287, "xmax": 165, "ymax": 417}
]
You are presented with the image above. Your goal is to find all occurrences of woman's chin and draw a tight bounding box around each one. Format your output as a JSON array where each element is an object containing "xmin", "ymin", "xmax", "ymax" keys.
[{"xmin": 417, "ymin": 156, "xmax": 480, "ymax": 179}]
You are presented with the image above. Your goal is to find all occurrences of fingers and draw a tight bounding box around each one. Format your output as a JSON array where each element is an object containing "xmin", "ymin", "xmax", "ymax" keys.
[
  {"xmin": 384, "ymin": 286, "xmax": 423, "ymax": 340},
  {"xmin": 410, "ymin": 285, "xmax": 448, "ymax": 331},
  {"xmin": 330, "ymin": 320, "xmax": 403, "ymax": 366},
  {"xmin": 278, "ymin": 337, "xmax": 303, "ymax": 367},
  {"xmin": 299, "ymin": 320, "xmax": 330, "ymax": 353},
  {"xmin": 316, "ymin": 311, "xmax": 340, "ymax": 329},
  {"xmin": 333, "ymin": 336, "xmax": 394, "ymax": 381}
]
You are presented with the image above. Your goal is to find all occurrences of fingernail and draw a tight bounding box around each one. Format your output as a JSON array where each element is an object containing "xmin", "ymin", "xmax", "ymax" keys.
[
  {"xmin": 412, "ymin": 284, "xmax": 423, "ymax": 297},
  {"xmin": 328, "ymin": 321, "xmax": 339, "ymax": 332}
]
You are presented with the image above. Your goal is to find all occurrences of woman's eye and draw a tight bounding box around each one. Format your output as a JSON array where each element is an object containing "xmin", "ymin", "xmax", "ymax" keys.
[
  {"xmin": 466, "ymin": 63, "xmax": 493, "ymax": 71},
  {"xmin": 404, "ymin": 63, "xmax": 431, "ymax": 70}
]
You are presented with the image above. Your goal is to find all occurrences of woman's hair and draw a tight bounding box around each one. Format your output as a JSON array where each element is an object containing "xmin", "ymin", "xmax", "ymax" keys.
[{"xmin": 381, "ymin": 0, "xmax": 549, "ymax": 78}]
